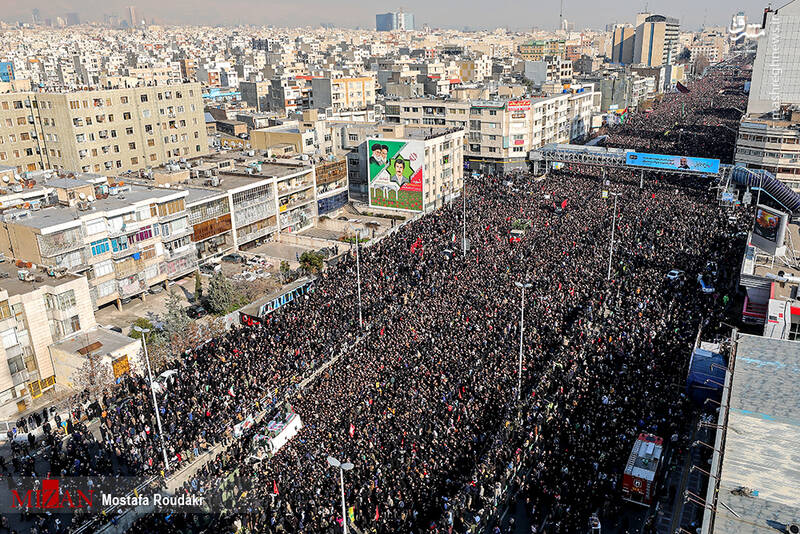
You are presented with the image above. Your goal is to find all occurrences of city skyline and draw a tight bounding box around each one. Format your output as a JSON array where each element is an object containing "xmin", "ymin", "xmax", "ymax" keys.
[{"xmin": 0, "ymin": 0, "xmax": 773, "ymax": 30}]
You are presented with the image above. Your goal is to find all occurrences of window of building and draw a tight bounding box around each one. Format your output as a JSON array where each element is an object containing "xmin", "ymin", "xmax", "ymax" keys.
[
  {"xmin": 0, "ymin": 301, "xmax": 11, "ymax": 320},
  {"xmin": 0, "ymin": 328, "xmax": 18, "ymax": 349},
  {"xmin": 133, "ymin": 226, "xmax": 153, "ymax": 243},
  {"xmin": 97, "ymin": 279, "xmax": 116, "ymax": 298},
  {"xmin": 85, "ymin": 219, "xmax": 106, "ymax": 235},
  {"xmin": 140, "ymin": 94, "xmax": 148, "ymax": 103},
  {"xmin": 93, "ymin": 259, "xmax": 113, "ymax": 278},
  {"xmin": 91, "ymin": 239, "xmax": 110, "ymax": 256},
  {"xmin": 54, "ymin": 290, "xmax": 77, "ymax": 311}
]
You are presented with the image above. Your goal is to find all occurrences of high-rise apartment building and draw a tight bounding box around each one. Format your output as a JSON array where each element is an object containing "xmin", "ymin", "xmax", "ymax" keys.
[
  {"xmin": 385, "ymin": 88, "xmax": 596, "ymax": 174},
  {"xmin": 747, "ymin": 0, "xmax": 800, "ymax": 115},
  {"xmin": 127, "ymin": 6, "xmax": 137, "ymax": 27},
  {"xmin": 609, "ymin": 14, "xmax": 679, "ymax": 67},
  {"xmin": 633, "ymin": 15, "xmax": 680, "ymax": 67},
  {"xmin": 735, "ymin": 0, "xmax": 800, "ymax": 191},
  {"xmin": 376, "ymin": 10, "xmax": 414, "ymax": 31},
  {"xmin": 610, "ymin": 25, "xmax": 636, "ymax": 64},
  {"xmin": 376, "ymin": 13, "xmax": 396, "ymax": 32},
  {"xmin": 0, "ymin": 82, "xmax": 208, "ymax": 174}
]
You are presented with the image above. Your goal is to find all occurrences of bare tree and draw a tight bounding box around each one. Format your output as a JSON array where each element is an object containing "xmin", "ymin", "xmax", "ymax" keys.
[{"xmin": 72, "ymin": 351, "xmax": 115, "ymax": 399}]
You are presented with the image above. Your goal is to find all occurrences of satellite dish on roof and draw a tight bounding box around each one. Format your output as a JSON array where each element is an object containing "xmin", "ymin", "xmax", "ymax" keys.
[
  {"xmin": 1, "ymin": 176, "xmax": 8, "ymax": 183},
  {"xmin": 79, "ymin": 192, "xmax": 86, "ymax": 200},
  {"xmin": 87, "ymin": 196, "xmax": 95, "ymax": 202}
]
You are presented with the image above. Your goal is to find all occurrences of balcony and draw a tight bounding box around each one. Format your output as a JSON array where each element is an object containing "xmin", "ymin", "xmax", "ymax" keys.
[
  {"xmin": 161, "ymin": 227, "xmax": 193, "ymax": 242},
  {"xmin": 158, "ymin": 210, "xmax": 187, "ymax": 223},
  {"xmin": 111, "ymin": 244, "xmax": 139, "ymax": 260},
  {"xmin": 233, "ymin": 196, "xmax": 274, "ymax": 212},
  {"xmin": 286, "ymin": 196, "xmax": 315, "ymax": 210},
  {"xmin": 11, "ymin": 369, "xmax": 30, "ymax": 387},
  {"xmin": 277, "ymin": 181, "xmax": 313, "ymax": 196},
  {"xmin": 165, "ymin": 244, "xmax": 196, "ymax": 261},
  {"xmin": 238, "ymin": 225, "xmax": 276, "ymax": 244},
  {"xmin": 38, "ymin": 234, "xmax": 85, "ymax": 258},
  {"xmin": 118, "ymin": 278, "xmax": 145, "ymax": 297}
]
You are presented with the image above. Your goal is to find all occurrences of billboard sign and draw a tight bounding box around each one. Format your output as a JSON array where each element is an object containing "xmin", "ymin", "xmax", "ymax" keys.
[
  {"xmin": 625, "ymin": 152, "xmax": 720, "ymax": 174},
  {"xmin": 368, "ymin": 139, "xmax": 424, "ymax": 211},
  {"xmin": 751, "ymin": 204, "xmax": 788, "ymax": 256},
  {"xmin": 506, "ymin": 100, "xmax": 531, "ymax": 112}
]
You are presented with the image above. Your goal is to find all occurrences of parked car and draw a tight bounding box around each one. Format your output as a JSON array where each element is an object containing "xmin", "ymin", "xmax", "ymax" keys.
[
  {"xmin": 665, "ymin": 269, "xmax": 685, "ymax": 282},
  {"xmin": 697, "ymin": 273, "xmax": 715, "ymax": 294},
  {"xmin": 185, "ymin": 305, "xmax": 208, "ymax": 319},
  {"xmin": 222, "ymin": 253, "xmax": 246, "ymax": 263},
  {"xmin": 200, "ymin": 263, "xmax": 221, "ymax": 275},
  {"xmin": 148, "ymin": 285, "xmax": 164, "ymax": 295},
  {"xmin": 152, "ymin": 370, "xmax": 178, "ymax": 394}
]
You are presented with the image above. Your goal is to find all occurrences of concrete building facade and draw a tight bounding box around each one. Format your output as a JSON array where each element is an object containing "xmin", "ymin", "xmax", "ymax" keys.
[{"xmin": 0, "ymin": 82, "xmax": 208, "ymax": 175}]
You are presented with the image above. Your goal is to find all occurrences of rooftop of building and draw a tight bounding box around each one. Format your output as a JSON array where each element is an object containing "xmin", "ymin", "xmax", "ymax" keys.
[
  {"xmin": 215, "ymin": 118, "xmax": 246, "ymax": 126},
  {"xmin": 741, "ymin": 223, "xmax": 800, "ymax": 300},
  {"xmin": 711, "ymin": 334, "xmax": 800, "ymax": 534},
  {"xmin": 740, "ymin": 110, "xmax": 800, "ymax": 130},
  {"xmin": 50, "ymin": 325, "xmax": 138, "ymax": 358},
  {"xmin": 239, "ymin": 277, "xmax": 314, "ymax": 317},
  {"xmin": 183, "ymin": 185, "xmax": 227, "ymax": 206},
  {"xmin": 0, "ymin": 261, "xmax": 81, "ymax": 297},
  {"xmin": 6, "ymin": 182, "xmax": 186, "ymax": 230}
]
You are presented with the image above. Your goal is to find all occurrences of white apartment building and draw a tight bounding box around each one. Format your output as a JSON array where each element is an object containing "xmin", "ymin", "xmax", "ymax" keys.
[
  {"xmin": 385, "ymin": 88, "xmax": 596, "ymax": 173},
  {"xmin": 0, "ymin": 174, "xmax": 196, "ymax": 310}
]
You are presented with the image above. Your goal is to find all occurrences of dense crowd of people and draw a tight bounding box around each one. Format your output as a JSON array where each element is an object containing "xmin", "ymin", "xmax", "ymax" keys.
[
  {"xmin": 0, "ymin": 65, "xmax": 753, "ymax": 534},
  {"xmin": 607, "ymin": 56, "xmax": 749, "ymax": 163}
]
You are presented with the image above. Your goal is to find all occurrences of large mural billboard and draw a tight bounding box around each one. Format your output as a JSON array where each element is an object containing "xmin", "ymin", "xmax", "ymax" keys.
[{"xmin": 368, "ymin": 139, "xmax": 424, "ymax": 211}]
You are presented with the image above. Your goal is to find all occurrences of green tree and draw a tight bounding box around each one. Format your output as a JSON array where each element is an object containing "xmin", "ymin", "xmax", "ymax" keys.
[
  {"xmin": 207, "ymin": 270, "xmax": 235, "ymax": 314},
  {"xmin": 163, "ymin": 289, "xmax": 190, "ymax": 336},
  {"xmin": 299, "ymin": 251, "xmax": 324, "ymax": 274},
  {"xmin": 280, "ymin": 260, "xmax": 291, "ymax": 282},
  {"xmin": 194, "ymin": 270, "xmax": 203, "ymax": 302},
  {"xmin": 129, "ymin": 317, "xmax": 155, "ymax": 342}
]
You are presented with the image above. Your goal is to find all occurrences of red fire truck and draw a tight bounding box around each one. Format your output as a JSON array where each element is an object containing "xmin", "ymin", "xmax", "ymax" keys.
[{"xmin": 622, "ymin": 433, "xmax": 664, "ymax": 506}]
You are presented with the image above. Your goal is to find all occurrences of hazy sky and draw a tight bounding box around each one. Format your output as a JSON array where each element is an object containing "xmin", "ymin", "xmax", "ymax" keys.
[{"xmin": 5, "ymin": 0, "xmax": 772, "ymax": 31}]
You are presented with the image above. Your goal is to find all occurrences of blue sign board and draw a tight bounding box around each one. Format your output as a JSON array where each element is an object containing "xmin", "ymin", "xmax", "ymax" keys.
[{"xmin": 625, "ymin": 152, "xmax": 720, "ymax": 174}]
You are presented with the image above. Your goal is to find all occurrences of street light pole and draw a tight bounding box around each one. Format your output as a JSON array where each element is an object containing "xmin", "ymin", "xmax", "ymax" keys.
[
  {"xmin": 756, "ymin": 173, "xmax": 763, "ymax": 207},
  {"xmin": 514, "ymin": 281, "xmax": 532, "ymax": 402},
  {"xmin": 607, "ymin": 192, "xmax": 621, "ymax": 281},
  {"xmin": 354, "ymin": 229, "xmax": 363, "ymax": 329},
  {"xmin": 133, "ymin": 326, "xmax": 171, "ymax": 472},
  {"xmin": 327, "ymin": 456, "xmax": 354, "ymax": 534},
  {"xmin": 462, "ymin": 180, "xmax": 467, "ymax": 256}
]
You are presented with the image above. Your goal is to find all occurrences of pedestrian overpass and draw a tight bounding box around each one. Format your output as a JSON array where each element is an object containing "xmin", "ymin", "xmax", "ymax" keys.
[{"xmin": 529, "ymin": 143, "xmax": 800, "ymax": 213}]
